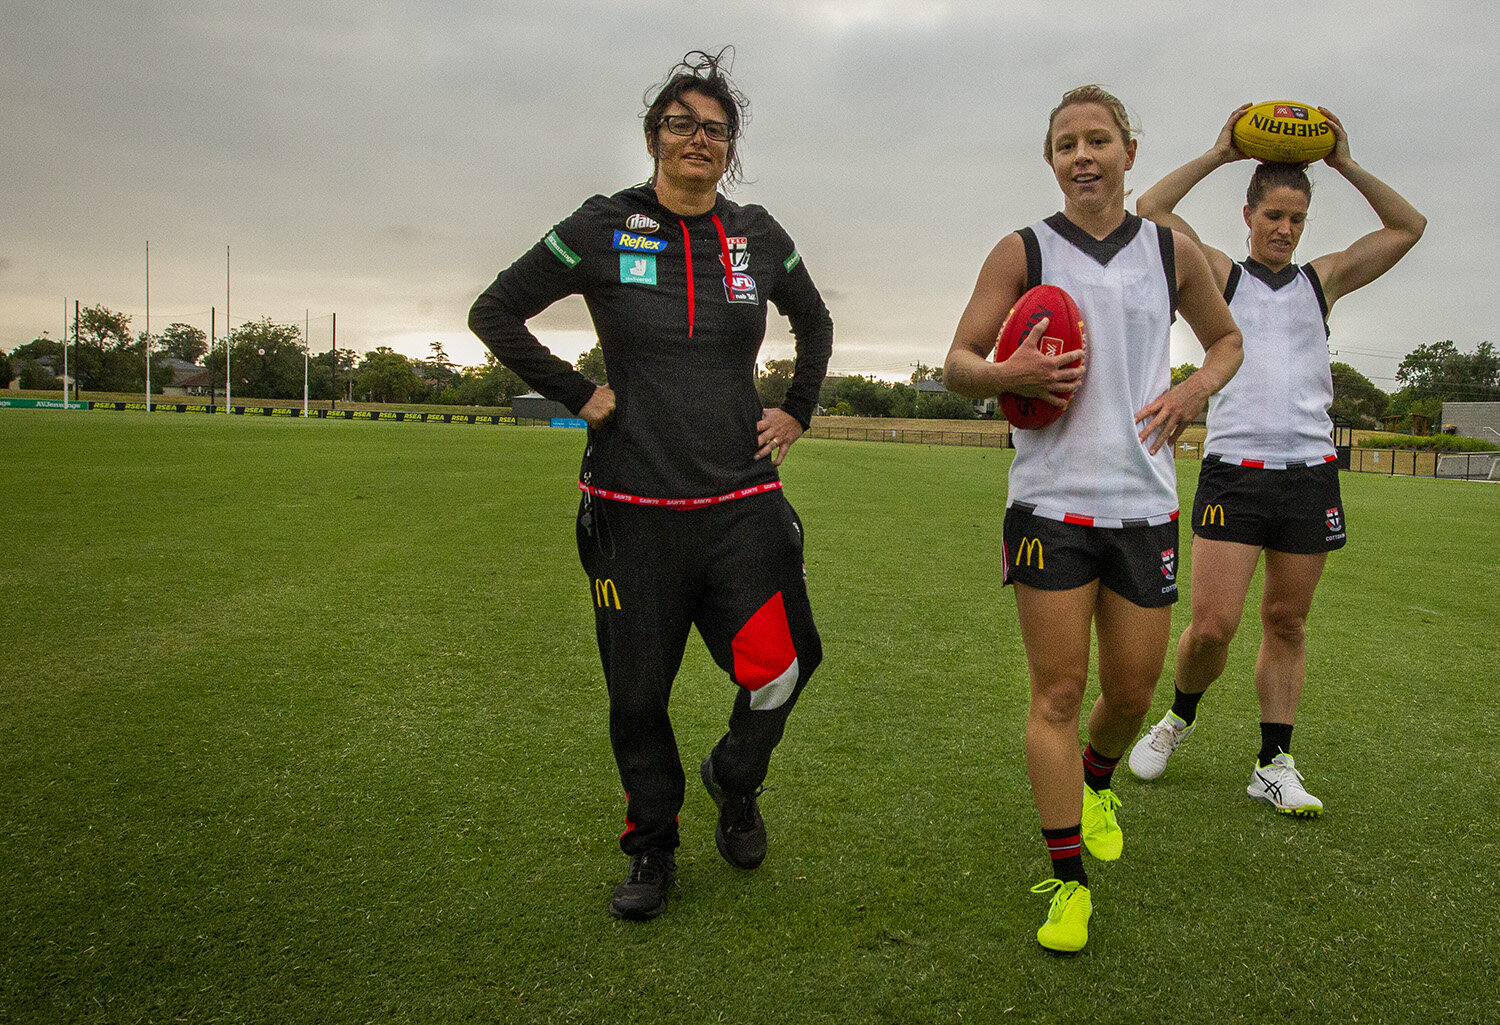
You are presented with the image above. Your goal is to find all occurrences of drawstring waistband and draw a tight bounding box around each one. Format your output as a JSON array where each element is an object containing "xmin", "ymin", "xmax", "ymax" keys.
[{"xmin": 679, "ymin": 213, "xmax": 734, "ymax": 338}]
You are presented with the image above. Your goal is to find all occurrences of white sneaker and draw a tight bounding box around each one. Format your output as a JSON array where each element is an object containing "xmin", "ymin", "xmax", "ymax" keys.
[
  {"xmin": 1247, "ymin": 753, "xmax": 1324, "ymax": 818},
  {"xmin": 1128, "ymin": 712, "xmax": 1195, "ymax": 781}
]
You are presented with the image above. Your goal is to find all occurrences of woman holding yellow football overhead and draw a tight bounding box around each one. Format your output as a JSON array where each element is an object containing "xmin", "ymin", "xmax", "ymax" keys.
[
  {"xmin": 1131, "ymin": 106, "xmax": 1424, "ymax": 815},
  {"xmin": 944, "ymin": 85, "xmax": 1241, "ymax": 952}
]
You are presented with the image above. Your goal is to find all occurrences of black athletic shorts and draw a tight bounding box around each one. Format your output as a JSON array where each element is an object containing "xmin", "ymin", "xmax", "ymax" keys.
[
  {"xmin": 1002, "ymin": 504, "xmax": 1179, "ymax": 608},
  {"xmin": 1191, "ymin": 456, "xmax": 1347, "ymax": 554}
]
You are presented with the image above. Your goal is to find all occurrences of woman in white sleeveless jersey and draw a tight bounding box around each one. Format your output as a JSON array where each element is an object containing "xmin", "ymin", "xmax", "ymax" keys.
[
  {"xmin": 1129, "ymin": 106, "xmax": 1424, "ymax": 817},
  {"xmin": 944, "ymin": 85, "xmax": 1242, "ymax": 953}
]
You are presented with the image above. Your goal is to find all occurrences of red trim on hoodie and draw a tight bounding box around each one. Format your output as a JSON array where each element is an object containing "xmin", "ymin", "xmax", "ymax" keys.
[
  {"xmin": 679, "ymin": 214, "xmax": 736, "ymax": 338},
  {"xmin": 680, "ymin": 220, "xmax": 695, "ymax": 337},
  {"xmin": 711, "ymin": 214, "xmax": 733, "ymax": 285}
]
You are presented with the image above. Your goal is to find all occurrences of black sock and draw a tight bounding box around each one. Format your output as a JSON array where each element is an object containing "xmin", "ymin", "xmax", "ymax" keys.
[
  {"xmin": 1258, "ymin": 722, "xmax": 1294, "ymax": 766},
  {"xmin": 1170, "ymin": 687, "xmax": 1205, "ymax": 726},
  {"xmin": 1081, "ymin": 745, "xmax": 1118, "ymax": 792},
  {"xmin": 1042, "ymin": 825, "xmax": 1088, "ymax": 886}
]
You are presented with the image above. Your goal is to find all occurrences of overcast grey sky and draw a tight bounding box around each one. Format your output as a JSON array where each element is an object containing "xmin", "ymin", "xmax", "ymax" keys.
[{"xmin": 3, "ymin": 1, "xmax": 1494, "ymax": 391}]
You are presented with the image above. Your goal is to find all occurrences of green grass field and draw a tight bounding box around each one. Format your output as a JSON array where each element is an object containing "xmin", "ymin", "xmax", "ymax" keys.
[{"xmin": 2, "ymin": 411, "xmax": 1496, "ymax": 1024}]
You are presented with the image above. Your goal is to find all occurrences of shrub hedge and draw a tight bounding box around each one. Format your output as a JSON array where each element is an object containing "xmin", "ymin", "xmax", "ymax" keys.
[{"xmin": 1356, "ymin": 432, "xmax": 1499, "ymax": 452}]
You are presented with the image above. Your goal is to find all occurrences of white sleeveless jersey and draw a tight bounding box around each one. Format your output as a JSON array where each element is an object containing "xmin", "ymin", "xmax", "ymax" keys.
[
  {"xmin": 1006, "ymin": 214, "xmax": 1179, "ymax": 526},
  {"xmin": 1204, "ymin": 260, "xmax": 1335, "ymax": 467}
]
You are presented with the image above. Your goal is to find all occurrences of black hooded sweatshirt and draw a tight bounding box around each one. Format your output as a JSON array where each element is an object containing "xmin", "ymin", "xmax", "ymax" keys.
[{"xmin": 469, "ymin": 185, "xmax": 833, "ymax": 502}]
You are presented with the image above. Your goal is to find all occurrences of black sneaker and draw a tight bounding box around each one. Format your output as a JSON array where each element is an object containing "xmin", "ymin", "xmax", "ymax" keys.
[
  {"xmin": 608, "ymin": 850, "xmax": 676, "ymax": 920},
  {"xmin": 700, "ymin": 754, "xmax": 767, "ymax": 870}
]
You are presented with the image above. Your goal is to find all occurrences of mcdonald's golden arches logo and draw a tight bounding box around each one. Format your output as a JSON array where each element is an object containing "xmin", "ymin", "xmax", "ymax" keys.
[
  {"xmin": 594, "ymin": 578, "xmax": 621, "ymax": 609},
  {"xmin": 1201, "ymin": 504, "xmax": 1225, "ymax": 527},
  {"xmin": 1016, "ymin": 536, "xmax": 1044, "ymax": 569}
]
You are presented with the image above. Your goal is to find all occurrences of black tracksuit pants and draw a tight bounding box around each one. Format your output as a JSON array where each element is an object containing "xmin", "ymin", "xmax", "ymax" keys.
[{"xmin": 577, "ymin": 487, "xmax": 822, "ymax": 857}]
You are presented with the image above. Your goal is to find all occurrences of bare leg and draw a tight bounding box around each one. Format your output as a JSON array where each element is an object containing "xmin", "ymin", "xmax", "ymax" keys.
[
  {"xmin": 1015, "ymin": 581, "xmax": 1097, "ymax": 829},
  {"xmin": 1089, "ymin": 587, "xmax": 1172, "ymax": 758},
  {"xmin": 1174, "ymin": 537, "xmax": 1262, "ymax": 695},
  {"xmin": 1254, "ymin": 549, "xmax": 1328, "ymax": 723}
]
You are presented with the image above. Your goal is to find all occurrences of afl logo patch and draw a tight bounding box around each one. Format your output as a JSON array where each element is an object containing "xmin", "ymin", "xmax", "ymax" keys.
[
  {"xmin": 626, "ymin": 214, "xmax": 659, "ymax": 233},
  {"xmin": 724, "ymin": 271, "xmax": 758, "ymax": 304}
]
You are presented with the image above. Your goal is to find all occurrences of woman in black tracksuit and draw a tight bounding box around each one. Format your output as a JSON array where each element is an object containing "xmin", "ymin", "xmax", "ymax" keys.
[{"xmin": 469, "ymin": 49, "xmax": 833, "ymax": 921}]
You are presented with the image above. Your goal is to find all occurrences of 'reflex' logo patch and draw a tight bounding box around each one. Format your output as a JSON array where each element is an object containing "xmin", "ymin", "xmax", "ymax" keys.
[{"xmin": 613, "ymin": 230, "xmax": 667, "ymax": 253}]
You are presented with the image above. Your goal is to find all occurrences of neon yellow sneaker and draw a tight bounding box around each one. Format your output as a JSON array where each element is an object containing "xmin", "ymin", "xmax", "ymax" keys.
[
  {"xmin": 1032, "ymin": 878, "xmax": 1091, "ymax": 952},
  {"xmin": 1081, "ymin": 785, "xmax": 1123, "ymax": 861}
]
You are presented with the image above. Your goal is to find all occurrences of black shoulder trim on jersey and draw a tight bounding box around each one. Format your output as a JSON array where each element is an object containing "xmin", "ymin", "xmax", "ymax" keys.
[
  {"xmin": 1243, "ymin": 258, "xmax": 1300, "ymax": 291},
  {"xmin": 1157, "ymin": 223, "xmax": 1178, "ymax": 319},
  {"xmin": 1224, "ymin": 262, "xmax": 1243, "ymax": 304},
  {"xmin": 1303, "ymin": 264, "xmax": 1331, "ymax": 338},
  {"xmin": 1043, "ymin": 211, "xmax": 1144, "ymax": 266},
  {"xmin": 1018, "ymin": 227, "xmax": 1042, "ymax": 290}
]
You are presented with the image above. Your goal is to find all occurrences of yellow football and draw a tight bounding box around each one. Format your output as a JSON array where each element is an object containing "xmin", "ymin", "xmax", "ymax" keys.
[{"xmin": 1232, "ymin": 102, "xmax": 1334, "ymax": 164}]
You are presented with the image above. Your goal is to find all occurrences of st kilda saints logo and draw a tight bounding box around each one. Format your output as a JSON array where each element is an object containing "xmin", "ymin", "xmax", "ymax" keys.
[{"xmin": 1326, "ymin": 508, "xmax": 1343, "ymax": 532}]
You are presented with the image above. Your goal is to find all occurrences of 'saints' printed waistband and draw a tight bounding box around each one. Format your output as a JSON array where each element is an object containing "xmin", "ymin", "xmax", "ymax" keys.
[{"xmin": 579, "ymin": 480, "xmax": 782, "ymax": 508}]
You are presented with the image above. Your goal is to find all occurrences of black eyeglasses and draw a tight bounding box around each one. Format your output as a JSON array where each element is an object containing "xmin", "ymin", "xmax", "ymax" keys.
[{"xmin": 659, "ymin": 114, "xmax": 734, "ymax": 143}]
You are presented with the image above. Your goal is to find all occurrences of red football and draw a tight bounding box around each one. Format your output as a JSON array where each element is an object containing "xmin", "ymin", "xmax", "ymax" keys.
[{"xmin": 993, "ymin": 284, "xmax": 1087, "ymax": 429}]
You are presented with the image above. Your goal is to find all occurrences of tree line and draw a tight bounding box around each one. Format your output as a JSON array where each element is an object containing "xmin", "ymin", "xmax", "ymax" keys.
[
  {"xmin": 1170, "ymin": 342, "xmax": 1497, "ymax": 432},
  {"xmin": 4, "ymin": 306, "xmax": 1495, "ymax": 427},
  {"xmin": 3, "ymin": 305, "xmax": 531, "ymax": 406},
  {"xmin": 527, "ymin": 345, "xmax": 981, "ymax": 420}
]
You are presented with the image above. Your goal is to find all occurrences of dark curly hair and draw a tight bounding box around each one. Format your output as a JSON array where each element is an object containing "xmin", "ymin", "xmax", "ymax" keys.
[{"xmin": 642, "ymin": 47, "xmax": 751, "ymax": 188}]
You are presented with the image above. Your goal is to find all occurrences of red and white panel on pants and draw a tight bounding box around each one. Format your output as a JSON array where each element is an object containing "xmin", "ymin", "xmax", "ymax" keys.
[{"xmin": 730, "ymin": 591, "xmax": 799, "ymax": 711}]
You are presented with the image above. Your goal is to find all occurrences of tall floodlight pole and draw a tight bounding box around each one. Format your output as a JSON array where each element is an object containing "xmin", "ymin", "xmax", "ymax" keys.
[
  {"xmin": 145, "ymin": 241, "xmax": 151, "ymax": 411},
  {"xmin": 225, "ymin": 246, "xmax": 232, "ymax": 411},
  {"xmin": 62, "ymin": 297, "xmax": 70, "ymax": 406}
]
